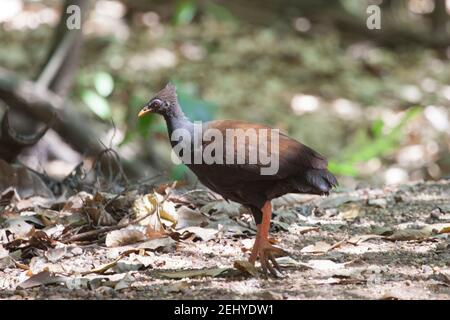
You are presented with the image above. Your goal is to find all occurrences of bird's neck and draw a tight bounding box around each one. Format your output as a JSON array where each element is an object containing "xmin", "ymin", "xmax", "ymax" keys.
[{"xmin": 163, "ymin": 103, "xmax": 193, "ymax": 137}]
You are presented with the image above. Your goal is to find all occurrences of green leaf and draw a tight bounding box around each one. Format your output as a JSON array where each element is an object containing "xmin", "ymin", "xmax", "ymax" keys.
[
  {"xmin": 330, "ymin": 106, "xmax": 422, "ymax": 177},
  {"xmin": 371, "ymin": 119, "xmax": 384, "ymax": 138},
  {"xmin": 81, "ymin": 90, "xmax": 111, "ymax": 120},
  {"xmin": 173, "ymin": 0, "xmax": 198, "ymax": 25},
  {"xmin": 203, "ymin": 2, "xmax": 235, "ymax": 22},
  {"xmin": 94, "ymin": 72, "xmax": 114, "ymax": 97},
  {"xmin": 119, "ymin": 130, "xmax": 136, "ymax": 147},
  {"xmin": 347, "ymin": 106, "xmax": 422, "ymax": 163},
  {"xmin": 137, "ymin": 113, "xmax": 156, "ymax": 137},
  {"xmin": 328, "ymin": 161, "xmax": 358, "ymax": 177}
]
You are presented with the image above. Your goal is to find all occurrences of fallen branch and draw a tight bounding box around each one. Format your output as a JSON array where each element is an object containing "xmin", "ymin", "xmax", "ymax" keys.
[
  {"xmin": 0, "ymin": 68, "xmax": 157, "ymax": 178},
  {"xmin": 0, "ymin": 108, "xmax": 53, "ymax": 162}
]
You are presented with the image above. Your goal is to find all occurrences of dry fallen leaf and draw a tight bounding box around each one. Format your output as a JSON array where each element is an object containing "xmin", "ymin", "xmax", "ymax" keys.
[
  {"xmin": 114, "ymin": 273, "xmax": 135, "ymax": 290},
  {"xmin": 347, "ymin": 234, "xmax": 384, "ymax": 245},
  {"xmin": 164, "ymin": 281, "xmax": 190, "ymax": 293},
  {"xmin": 275, "ymin": 256, "xmax": 301, "ymax": 267},
  {"xmin": 439, "ymin": 226, "xmax": 450, "ymax": 234},
  {"xmin": 0, "ymin": 245, "xmax": 8, "ymax": 259},
  {"xmin": 6, "ymin": 219, "xmax": 35, "ymax": 238},
  {"xmin": 301, "ymin": 241, "xmax": 332, "ymax": 254},
  {"xmin": 386, "ymin": 228, "xmax": 431, "ymax": 241},
  {"xmin": 200, "ymin": 200, "xmax": 241, "ymax": 218},
  {"xmin": 290, "ymin": 225, "xmax": 320, "ymax": 235},
  {"xmin": 234, "ymin": 260, "xmax": 258, "ymax": 277},
  {"xmin": 132, "ymin": 193, "xmax": 173, "ymax": 238},
  {"xmin": 28, "ymin": 256, "xmax": 49, "ymax": 275},
  {"xmin": 176, "ymin": 206, "xmax": 209, "ymax": 229},
  {"xmin": 338, "ymin": 204, "xmax": 362, "ymax": 220},
  {"xmin": 156, "ymin": 267, "xmax": 230, "ymax": 279},
  {"xmin": 0, "ymin": 160, "xmax": 53, "ymax": 198},
  {"xmin": 113, "ymin": 261, "xmax": 144, "ymax": 273},
  {"xmin": 105, "ymin": 229, "xmax": 147, "ymax": 247},
  {"xmin": 426, "ymin": 223, "xmax": 450, "ymax": 234},
  {"xmin": 378, "ymin": 223, "xmax": 450, "ymax": 241},
  {"xmin": 18, "ymin": 271, "xmax": 65, "ymax": 289},
  {"xmin": 133, "ymin": 194, "xmax": 158, "ymax": 225},
  {"xmin": 272, "ymin": 193, "xmax": 318, "ymax": 208},
  {"xmin": 45, "ymin": 246, "xmax": 68, "ymax": 263},
  {"xmin": 313, "ymin": 277, "xmax": 364, "ymax": 285},
  {"xmin": 154, "ymin": 192, "xmax": 179, "ymax": 223},
  {"xmin": 318, "ymin": 195, "xmax": 360, "ymax": 209},
  {"xmin": 133, "ymin": 193, "xmax": 177, "ymax": 225},
  {"xmin": 0, "ymin": 248, "xmax": 15, "ymax": 271},
  {"xmin": 298, "ymin": 259, "xmax": 350, "ymax": 271},
  {"xmin": 116, "ymin": 237, "xmax": 177, "ymax": 253},
  {"xmin": 179, "ymin": 226, "xmax": 218, "ymax": 241},
  {"xmin": 61, "ymin": 192, "xmax": 91, "ymax": 214},
  {"xmin": 371, "ymin": 226, "xmax": 394, "ymax": 236}
]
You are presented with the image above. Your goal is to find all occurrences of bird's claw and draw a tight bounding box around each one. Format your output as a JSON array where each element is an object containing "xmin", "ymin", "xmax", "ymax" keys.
[{"xmin": 251, "ymin": 243, "xmax": 288, "ymax": 278}]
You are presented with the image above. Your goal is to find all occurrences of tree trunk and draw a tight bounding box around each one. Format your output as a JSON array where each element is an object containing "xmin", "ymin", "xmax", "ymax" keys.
[{"xmin": 35, "ymin": 0, "xmax": 91, "ymax": 98}]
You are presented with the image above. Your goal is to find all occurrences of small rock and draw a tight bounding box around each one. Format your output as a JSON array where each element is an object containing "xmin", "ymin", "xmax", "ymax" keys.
[
  {"xmin": 394, "ymin": 194, "xmax": 405, "ymax": 203},
  {"xmin": 366, "ymin": 265, "xmax": 382, "ymax": 274},
  {"xmin": 325, "ymin": 208, "xmax": 338, "ymax": 217},
  {"xmin": 74, "ymin": 289, "xmax": 90, "ymax": 298},
  {"xmin": 71, "ymin": 247, "xmax": 83, "ymax": 255},
  {"xmin": 96, "ymin": 286, "xmax": 116, "ymax": 297},
  {"xmin": 295, "ymin": 206, "xmax": 313, "ymax": 217},
  {"xmin": 259, "ymin": 291, "xmax": 283, "ymax": 300},
  {"xmin": 368, "ymin": 198, "xmax": 387, "ymax": 208},
  {"xmin": 430, "ymin": 208, "xmax": 442, "ymax": 220},
  {"xmin": 421, "ymin": 265, "xmax": 433, "ymax": 274},
  {"xmin": 436, "ymin": 242, "xmax": 449, "ymax": 251}
]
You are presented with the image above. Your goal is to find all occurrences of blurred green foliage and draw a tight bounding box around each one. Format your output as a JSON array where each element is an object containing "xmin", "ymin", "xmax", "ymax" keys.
[
  {"xmin": 81, "ymin": 89, "xmax": 111, "ymax": 120},
  {"xmin": 79, "ymin": 71, "xmax": 115, "ymax": 120},
  {"xmin": 173, "ymin": 0, "xmax": 234, "ymax": 25},
  {"xmin": 173, "ymin": 0, "xmax": 198, "ymax": 25},
  {"xmin": 329, "ymin": 106, "xmax": 423, "ymax": 176},
  {"xmin": 94, "ymin": 72, "xmax": 114, "ymax": 97},
  {"xmin": 1, "ymin": 0, "xmax": 448, "ymax": 183}
]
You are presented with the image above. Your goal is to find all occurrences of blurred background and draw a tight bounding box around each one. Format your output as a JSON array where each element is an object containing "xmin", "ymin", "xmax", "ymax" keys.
[{"xmin": 0, "ymin": 0, "xmax": 449, "ymax": 189}]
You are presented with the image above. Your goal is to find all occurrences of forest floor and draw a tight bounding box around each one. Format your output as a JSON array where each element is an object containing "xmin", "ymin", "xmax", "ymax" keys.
[{"xmin": 1, "ymin": 179, "xmax": 450, "ymax": 300}]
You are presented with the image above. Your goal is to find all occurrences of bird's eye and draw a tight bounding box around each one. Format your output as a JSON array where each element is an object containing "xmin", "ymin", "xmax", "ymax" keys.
[{"xmin": 151, "ymin": 99, "xmax": 162, "ymax": 108}]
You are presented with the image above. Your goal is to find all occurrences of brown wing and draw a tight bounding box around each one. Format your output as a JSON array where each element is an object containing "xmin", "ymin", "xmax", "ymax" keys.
[{"xmin": 196, "ymin": 120, "xmax": 328, "ymax": 181}]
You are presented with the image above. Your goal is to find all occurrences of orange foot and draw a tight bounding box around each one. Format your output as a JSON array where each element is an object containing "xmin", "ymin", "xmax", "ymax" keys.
[{"xmin": 249, "ymin": 240, "xmax": 288, "ymax": 278}]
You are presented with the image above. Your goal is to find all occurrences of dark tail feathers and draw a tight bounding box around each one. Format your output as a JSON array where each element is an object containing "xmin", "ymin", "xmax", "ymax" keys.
[{"xmin": 305, "ymin": 169, "xmax": 338, "ymax": 195}]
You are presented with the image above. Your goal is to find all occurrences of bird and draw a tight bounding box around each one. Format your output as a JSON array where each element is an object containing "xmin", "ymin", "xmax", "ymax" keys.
[{"xmin": 138, "ymin": 83, "xmax": 338, "ymax": 277}]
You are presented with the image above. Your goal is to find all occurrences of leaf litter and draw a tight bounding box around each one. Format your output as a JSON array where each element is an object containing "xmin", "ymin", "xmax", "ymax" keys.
[{"xmin": 0, "ymin": 159, "xmax": 450, "ymax": 299}]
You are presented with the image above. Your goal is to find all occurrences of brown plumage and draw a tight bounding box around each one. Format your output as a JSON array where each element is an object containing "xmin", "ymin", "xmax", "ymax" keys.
[{"xmin": 139, "ymin": 84, "xmax": 338, "ymax": 276}]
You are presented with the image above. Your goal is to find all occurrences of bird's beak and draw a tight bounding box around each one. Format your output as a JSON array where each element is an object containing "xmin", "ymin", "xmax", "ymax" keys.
[{"xmin": 138, "ymin": 106, "xmax": 152, "ymax": 117}]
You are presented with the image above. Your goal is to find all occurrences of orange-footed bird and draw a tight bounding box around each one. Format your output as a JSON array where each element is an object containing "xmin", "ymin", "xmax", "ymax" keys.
[{"xmin": 138, "ymin": 84, "xmax": 338, "ymax": 277}]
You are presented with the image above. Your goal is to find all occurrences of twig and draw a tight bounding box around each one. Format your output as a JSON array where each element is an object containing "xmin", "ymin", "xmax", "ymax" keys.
[
  {"xmin": 328, "ymin": 236, "xmax": 349, "ymax": 252},
  {"xmin": 234, "ymin": 217, "xmax": 256, "ymax": 232},
  {"xmin": 179, "ymin": 189, "xmax": 222, "ymax": 201},
  {"xmin": 81, "ymin": 253, "xmax": 125, "ymax": 276}
]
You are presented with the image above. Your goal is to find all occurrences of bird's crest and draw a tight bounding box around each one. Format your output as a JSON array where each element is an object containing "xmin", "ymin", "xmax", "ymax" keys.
[{"xmin": 154, "ymin": 82, "xmax": 178, "ymax": 105}]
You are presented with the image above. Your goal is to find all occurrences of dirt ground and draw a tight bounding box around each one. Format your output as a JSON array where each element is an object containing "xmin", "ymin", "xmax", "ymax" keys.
[{"xmin": 1, "ymin": 180, "xmax": 449, "ymax": 300}]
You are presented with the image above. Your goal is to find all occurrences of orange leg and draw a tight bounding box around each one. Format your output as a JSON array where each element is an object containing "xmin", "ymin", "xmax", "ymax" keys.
[{"xmin": 248, "ymin": 201, "xmax": 288, "ymax": 277}]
